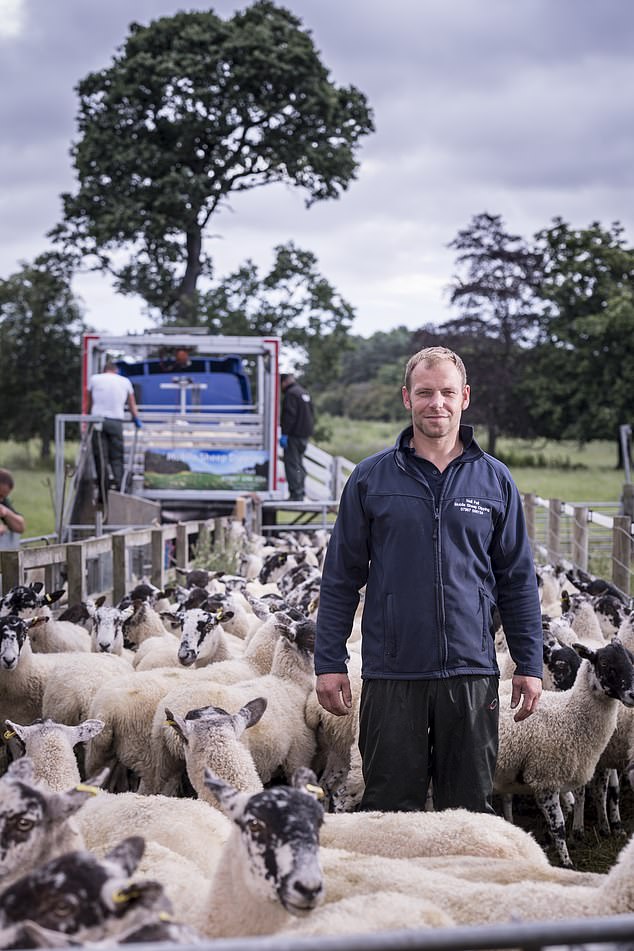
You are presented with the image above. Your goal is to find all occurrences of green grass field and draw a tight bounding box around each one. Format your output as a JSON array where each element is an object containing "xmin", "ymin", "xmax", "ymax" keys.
[{"xmin": 0, "ymin": 426, "xmax": 628, "ymax": 540}]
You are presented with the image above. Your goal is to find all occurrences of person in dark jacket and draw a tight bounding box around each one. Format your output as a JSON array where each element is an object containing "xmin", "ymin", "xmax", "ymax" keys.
[
  {"xmin": 280, "ymin": 373, "xmax": 315, "ymax": 501},
  {"xmin": 315, "ymin": 346, "xmax": 542, "ymax": 814}
]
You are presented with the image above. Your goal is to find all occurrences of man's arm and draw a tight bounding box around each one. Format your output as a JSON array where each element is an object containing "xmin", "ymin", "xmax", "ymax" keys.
[
  {"xmin": 127, "ymin": 390, "xmax": 141, "ymax": 424},
  {"xmin": 0, "ymin": 503, "xmax": 24, "ymax": 535}
]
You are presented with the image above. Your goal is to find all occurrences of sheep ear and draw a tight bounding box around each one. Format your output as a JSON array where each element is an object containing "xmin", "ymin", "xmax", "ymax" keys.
[
  {"xmin": 45, "ymin": 589, "xmax": 65, "ymax": 605},
  {"xmin": 290, "ymin": 767, "xmax": 324, "ymax": 801},
  {"xmin": 120, "ymin": 604, "xmax": 135, "ymax": 622},
  {"xmin": 238, "ymin": 698, "xmax": 267, "ymax": 731},
  {"xmin": 573, "ymin": 642, "xmax": 595, "ymax": 661},
  {"xmin": 105, "ymin": 836, "xmax": 145, "ymax": 876},
  {"xmin": 95, "ymin": 595, "xmax": 108, "ymax": 609},
  {"xmin": 73, "ymin": 719, "xmax": 105, "ymax": 744},
  {"xmin": 202, "ymin": 768, "xmax": 249, "ymax": 819},
  {"xmin": 164, "ymin": 708, "xmax": 189, "ymax": 744},
  {"xmin": 2, "ymin": 718, "xmax": 26, "ymax": 756}
]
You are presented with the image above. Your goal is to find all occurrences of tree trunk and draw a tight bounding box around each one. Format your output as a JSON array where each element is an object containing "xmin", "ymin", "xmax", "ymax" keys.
[
  {"xmin": 177, "ymin": 227, "xmax": 203, "ymax": 322},
  {"xmin": 40, "ymin": 434, "xmax": 51, "ymax": 461}
]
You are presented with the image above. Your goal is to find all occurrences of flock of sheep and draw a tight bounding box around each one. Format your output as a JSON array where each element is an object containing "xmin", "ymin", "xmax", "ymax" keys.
[{"xmin": 0, "ymin": 521, "xmax": 633, "ymax": 947}]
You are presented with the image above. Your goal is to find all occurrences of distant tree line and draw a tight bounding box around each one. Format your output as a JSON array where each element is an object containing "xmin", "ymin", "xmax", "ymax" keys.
[
  {"xmin": 0, "ymin": 3, "xmax": 632, "ymax": 460},
  {"xmin": 310, "ymin": 213, "xmax": 634, "ymax": 463}
]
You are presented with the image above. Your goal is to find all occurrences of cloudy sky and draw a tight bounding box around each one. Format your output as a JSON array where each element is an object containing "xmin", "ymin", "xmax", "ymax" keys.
[{"xmin": 1, "ymin": 0, "xmax": 633, "ymax": 339}]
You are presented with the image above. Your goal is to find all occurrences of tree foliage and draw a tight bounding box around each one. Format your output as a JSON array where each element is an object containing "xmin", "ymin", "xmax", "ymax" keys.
[
  {"xmin": 314, "ymin": 326, "xmax": 415, "ymax": 420},
  {"xmin": 0, "ymin": 253, "xmax": 85, "ymax": 458},
  {"xmin": 521, "ymin": 219, "xmax": 634, "ymax": 443},
  {"xmin": 160, "ymin": 242, "xmax": 355, "ymax": 389},
  {"xmin": 444, "ymin": 212, "xmax": 542, "ymax": 452},
  {"xmin": 52, "ymin": 1, "xmax": 374, "ymax": 320}
]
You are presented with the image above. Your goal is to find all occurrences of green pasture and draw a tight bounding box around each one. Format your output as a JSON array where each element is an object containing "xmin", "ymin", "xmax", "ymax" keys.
[{"xmin": 0, "ymin": 427, "xmax": 628, "ymax": 541}]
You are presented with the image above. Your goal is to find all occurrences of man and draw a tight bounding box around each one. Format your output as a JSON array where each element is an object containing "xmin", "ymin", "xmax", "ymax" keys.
[
  {"xmin": 280, "ymin": 373, "xmax": 314, "ymax": 501},
  {"xmin": 87, "ymin": 360, "xmax": 142, "ymax": 503},
  {"xmin": 0, "ymin": 468, "xmax": 25, "ymax": 549},
  {"xmin": 315, "ymin": 346, "xmax": 542, "ymax": 814}
]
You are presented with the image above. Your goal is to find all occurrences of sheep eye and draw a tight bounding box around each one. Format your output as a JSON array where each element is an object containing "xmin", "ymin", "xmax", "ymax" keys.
[
  {"xmin": 13, "ymin": 817, "xmax": 34, "ymax": 832},
  {"xmin": 53, "ymin": 900, "xmax": 75, "ymax": 918},
  {"xmin": 245, "ymin": 818, "xmax": 267, "ymax": 835}
]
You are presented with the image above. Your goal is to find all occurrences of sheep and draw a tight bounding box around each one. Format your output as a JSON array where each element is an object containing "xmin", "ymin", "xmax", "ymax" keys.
[
  {"xmin": 2, "ymin": 718, "xmax": 104, "ymax": 791},
  {"xmin": 149, "ymin": 614, "xmax": 317, "ymax": 796},
  {"xmin": 123, "ymin": 600, "xmax": 175, "ymax": 651},
  {"xmin": 494, "ymin": 639, "xmax": 634, "ymax": 867},
  {"xmin": 0, "ymin": 616, "xmax": 130, "ymax": 736},
  {"xmin": 84, "ymin": 665, "xmax": 214, "ymax": 792},
  {"xmin": 169, "ymin": 768, "xmax": 632, "ymax": 940},
  {"xmin": 3, "ymin": 716, "xmax": 231, "ymax": 883},
  {"xmin": 84, "ymin": 598, "xmax": 135, "ymax": 656},
  {"xmin": 0, "ymin": 585, "xmax": 92, "ymax": 654},
  {"xmin": 305, "ymin": 649, "xmax": 362, "ymax": 805},
  {"xmin": 0, "ymin": 836, "xmax": 179, "ymax": 946},
  {"xmin": 163, "ymin": 700, "xmax": 267, "ymax": 802},
  {"xmin": 561, "ymin": 589, "xmax": 605, "ymax": 643},
  {"xmin": 163, "ymin": 605, "xmax": 238, "ymax": 668},
  {"xmin": 0, "ymin": 759, "xmax": 100, "ymax": 887}
]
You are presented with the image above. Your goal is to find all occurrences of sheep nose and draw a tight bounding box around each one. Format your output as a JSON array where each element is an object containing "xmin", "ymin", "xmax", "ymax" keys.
[
  {"xmin": 292, "ymin": 879, "xmax": 324, "ymax": 905},
  {"xmin": 98, "ymin": 642, "xmax": 111, "ymax": 652},
  {"xmin": 177, "ymin": 649, "xmax": 196, "ymax": 666}
]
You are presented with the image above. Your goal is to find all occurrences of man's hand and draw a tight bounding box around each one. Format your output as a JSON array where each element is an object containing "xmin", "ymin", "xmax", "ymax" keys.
[
  {"xmin": 0, "ymin": 504, "xmax": 7, "ymax": 519},
  {"xmin": 510, "ymin": 675, "xmax": 542, "ymax": 722},
  {"xmin": 316, "ymin": 673, "xmax": 352, "ymax": 717}
]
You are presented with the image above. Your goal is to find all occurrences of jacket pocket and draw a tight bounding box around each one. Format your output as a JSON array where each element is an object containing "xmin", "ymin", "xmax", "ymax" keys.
[
  {"xmin": 479, "ymin": 588, "xmax": 495, "ymax": 655},
  {"xmin": 384, "ymin": 593, "xmax": 397, "ymax": 658}
]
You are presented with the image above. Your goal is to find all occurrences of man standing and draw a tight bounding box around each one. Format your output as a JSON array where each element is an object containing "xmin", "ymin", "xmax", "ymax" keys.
[
  {"xmin": 280, "ymin": 373, "xmax": 314, "ymax": 502},
  {"xmin": 0, "ymin": 468, "xmax": 25, "ymax": 549},
  {"xmin": 87, "ymin": 360, "xmax": 142, "ymax": 504},
  {"xmin": 315, "ymin": 346, "xmax": 542, "ymax": 814}
]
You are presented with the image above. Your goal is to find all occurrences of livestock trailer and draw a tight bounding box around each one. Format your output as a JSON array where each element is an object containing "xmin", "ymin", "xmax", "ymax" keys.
[{"xmin": 55, "ymin": 331, "xmax": 282, "ymax": 538}]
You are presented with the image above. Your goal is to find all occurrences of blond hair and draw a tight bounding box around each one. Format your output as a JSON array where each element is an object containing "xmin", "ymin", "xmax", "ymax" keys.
[{"xmin": 403, "ymin": 347, "xmax": 467, "ymax": 392}]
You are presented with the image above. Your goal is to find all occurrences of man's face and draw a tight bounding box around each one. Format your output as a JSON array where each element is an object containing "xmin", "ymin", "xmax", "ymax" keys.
[
  {"xmin": 0, "ymin": 483, "xmax": 9, "ymax": 502},
  {"xmin": 402, "ymin": 360, "xmax": 470, "ymax": 441}
]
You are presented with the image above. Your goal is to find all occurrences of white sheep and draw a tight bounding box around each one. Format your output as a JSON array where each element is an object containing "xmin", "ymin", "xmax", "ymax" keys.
[
  {"xmin": 0, "ymin": 616, "xmax": 130, "ymax": 734},
  {"xmin": 494, "ymin": 638, "xmax": 634, "ymax": 866},
  {"xmin": 149, "ymin": 614, "xmax": 317, "ymax": 795},
  {"xmin": 2, "ymin": 716, "xmax": 231, "ymax": 887},
  {"xmin": 2, "ymin": 717, "xmax": 104, "ymax": 791}
]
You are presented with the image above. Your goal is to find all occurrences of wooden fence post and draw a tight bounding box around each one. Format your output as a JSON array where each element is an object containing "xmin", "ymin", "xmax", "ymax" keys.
[
  {"xmin": 66, "ymin": 541, "xmax": 87, "ymax": 604},
  {"xmin": 623, "ymin": 483, "xmax": 634, "ymax": 519},
  {"xmin": 151, "ymin": 528, "xmax": 165, "ymax": 590},
  {"xmin": 176, "ymin": 524, "xmax": 189, "ymax": 571},
  {"xmin": 612, "ymin": 515, "xmax": 632, "ymax": 596},
  {"xmin": 572, "ymin": 506, "xmax": 589, "ymax": 572},
  {"xmin": 111, "ymin": 533, "xmax": 127, "ymax": 606},
  {"xmin": 547, "ymin": 499, "xmax": 562, "ymax": 564},
  {"xmin": 0, "ymin": 550, "xmax": 24, "ymax": 592}
]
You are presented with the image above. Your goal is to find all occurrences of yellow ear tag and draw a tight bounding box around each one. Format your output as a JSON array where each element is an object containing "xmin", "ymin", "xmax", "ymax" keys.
[
  {"xmin": 164, "ymin": 719, "xmax": 176, "ymax": 728},
  {"xmin": 215, "ymin": 609, "xmax": 223, "ymax": 620},
  {"xmin": 305, "ymin": 782, "xmax": 325, "ymax": 800},
  {"xmin": 74, "ymin": 784, "xmax": 101, "ymax": 796},
  {"xmin": 158, "ymin": 912, "xmax": 175, "ymax": 922},
  {"xmin": 3, "ymin": 730, "xmax": 16, "ymax": 741}
]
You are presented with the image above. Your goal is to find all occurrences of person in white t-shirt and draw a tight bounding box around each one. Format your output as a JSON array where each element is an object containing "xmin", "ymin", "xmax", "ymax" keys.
[{"xmin": 87, "ymin": 361, "xmax": 142, "ymax": 503}]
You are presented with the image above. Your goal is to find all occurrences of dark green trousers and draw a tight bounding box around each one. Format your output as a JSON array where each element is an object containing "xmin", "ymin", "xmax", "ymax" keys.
[{"xmin": 358, "ymin": 676, "xmax": 499, "ymax": 814}]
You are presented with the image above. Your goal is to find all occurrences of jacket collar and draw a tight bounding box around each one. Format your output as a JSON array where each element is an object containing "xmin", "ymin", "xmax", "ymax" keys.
[{"xmin": 394, "ymin": 424, "xmax": 483, "ymax": 466}]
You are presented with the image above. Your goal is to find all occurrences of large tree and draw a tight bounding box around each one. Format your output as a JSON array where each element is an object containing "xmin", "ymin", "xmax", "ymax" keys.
[
  {"xmin": 521, "ymin": 219, "xmax": 634, "ymax": 448},
  {"xmin": 51, "ymin": 2, "xmax": 374, "ymax": 321},
  {"xmin": 445, "ymin": 212, "xmax": 542, "ymax": 452},
  {"xmin": 0, "ymin": 253, "xmax": 85, "ymax": 459},
  {"xmin": 167, "ymin": 242, "xmax": 355, "ymax": 389}
]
